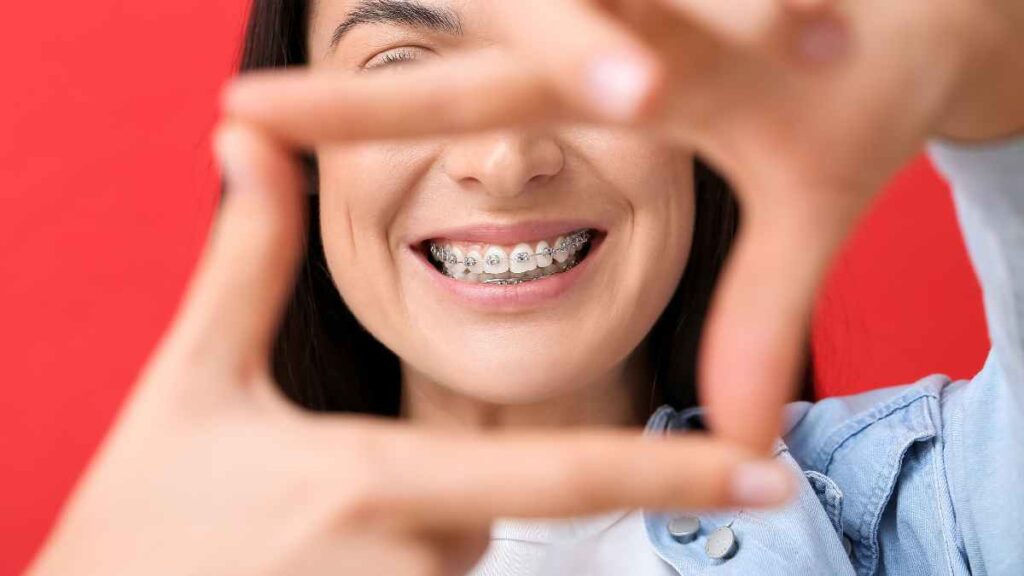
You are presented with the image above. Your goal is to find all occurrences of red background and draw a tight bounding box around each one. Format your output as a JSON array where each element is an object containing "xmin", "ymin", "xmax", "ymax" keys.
[{"xmin": 0, "ymin": 1, "xmax": 990, "ymax": 573}]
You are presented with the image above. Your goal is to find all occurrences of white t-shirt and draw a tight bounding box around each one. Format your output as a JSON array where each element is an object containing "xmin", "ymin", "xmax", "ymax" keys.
[{"xmin": 469, "ymin": 508, "xmax": 677, "ymax": 575}]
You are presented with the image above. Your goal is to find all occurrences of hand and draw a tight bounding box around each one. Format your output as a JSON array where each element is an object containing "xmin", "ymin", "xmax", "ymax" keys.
[
  {"xmin": 222, "ymin": 0, "xmax": 1024, "ymax": 452},
  {"xmin": 28, "ymin": 123, "xmax": 792, "ymax": 576}
]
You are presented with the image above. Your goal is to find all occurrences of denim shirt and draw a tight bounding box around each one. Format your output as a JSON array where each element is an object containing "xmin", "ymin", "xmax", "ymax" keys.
[{"xmin": 642, "ymin": 136, "xmax": 1024, "ymax": 576}]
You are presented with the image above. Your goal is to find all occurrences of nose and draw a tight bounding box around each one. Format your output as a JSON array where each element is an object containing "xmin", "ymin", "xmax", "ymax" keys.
[{"xmin": 441, "ymin": 130, "xmax": 565, "ymax": 198}]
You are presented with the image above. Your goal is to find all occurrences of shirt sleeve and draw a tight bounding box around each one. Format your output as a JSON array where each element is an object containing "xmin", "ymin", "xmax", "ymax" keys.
[{"xmin": 927, "ymin": 135, "xmax": 1024, "ymax": 576}]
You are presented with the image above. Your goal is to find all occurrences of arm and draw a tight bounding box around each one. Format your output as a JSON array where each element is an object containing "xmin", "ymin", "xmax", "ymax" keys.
[
  {"xmin": 931, "ymin": 136, "xmax": 1024, "ymax": 391},
  {"xmin": 929, "ymin": 135, "xmax": 1024, "ymax": 576}
]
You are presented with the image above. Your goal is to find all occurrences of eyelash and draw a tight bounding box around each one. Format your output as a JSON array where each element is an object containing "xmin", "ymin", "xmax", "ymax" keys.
[
  {"xmin": 381, "ymin": 50, "xmax": 416, "ymax": 65},
  {"xmin": 366, "ymin": 48, "xmax": 420, "ymax": 70}
]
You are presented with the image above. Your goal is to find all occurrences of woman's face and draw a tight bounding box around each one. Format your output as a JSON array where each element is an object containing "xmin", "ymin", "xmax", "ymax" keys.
[{"xmin": 308, "ymin": 0, "xmax": 695, "ymax": 404}]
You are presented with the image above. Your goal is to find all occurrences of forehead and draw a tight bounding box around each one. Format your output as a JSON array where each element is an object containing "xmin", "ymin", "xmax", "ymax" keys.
[
  {"xmin": 309, "ymin": 0, "xmax": 478, "ymax": 57},
  {"xmin": 311, "ymin": 0, "xmax": 475, "ymax": 33}
]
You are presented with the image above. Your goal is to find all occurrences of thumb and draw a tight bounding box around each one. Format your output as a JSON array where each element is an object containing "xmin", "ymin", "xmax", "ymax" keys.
[
  {"xmin": 491, "ymin": 0, "xmax": 665, "ymax": 123},
  {"xmin": 161, "ymin": 123, "xmax": 307, "ymax": 382},
  {"xmin": 699, "ymin": 185, "xmax": 854, "ymax": 452}
]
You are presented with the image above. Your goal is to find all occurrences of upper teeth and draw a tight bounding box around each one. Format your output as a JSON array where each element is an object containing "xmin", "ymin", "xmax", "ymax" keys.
[
  {"xmin": 429, "ymin": 229, "xmax": 591, "ymax": 272},
  {"xmin": 483, "ymin": 246, "xmax": 509, "ymax": 274}
]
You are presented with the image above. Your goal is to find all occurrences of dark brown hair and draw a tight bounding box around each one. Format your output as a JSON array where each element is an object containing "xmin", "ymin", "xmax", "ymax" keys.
[{"xmin": 237, "ymin": 0, "xmax": 811, "ymax": 416}]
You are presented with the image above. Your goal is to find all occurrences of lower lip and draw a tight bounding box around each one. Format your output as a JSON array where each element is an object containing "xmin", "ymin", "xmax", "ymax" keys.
[{"xmin": 408, "ymin": 236, "xmax": 604, "ymax": 312}]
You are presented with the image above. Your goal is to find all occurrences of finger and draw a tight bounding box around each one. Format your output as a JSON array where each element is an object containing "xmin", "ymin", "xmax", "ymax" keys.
[
  {"xmin": 427, "ymin": 529, "xmax": 491, "ymax": 576},
  {"xmin": 779, "ymin": 0, "xmax": 836, "ymax": 11},
  {"xmin": 162, "ymin": 123, "xmax": 306, "ymax": 377},
  {"xmin": 697, "ymin": 187, "xmax": 855, "ymax": 452},
  {"xmin": 657, "ymin": 0, "xmax": 783, "ymax": 42},
  {"xmin": 317, "ymin": 422, "xmax": 796, "ymax": 530},
  {"xmin": 223, "ymin": 52, "xmax": 568, "ymax": 148},
  {"xmin": 489, "ymin": 0, "xmax": 665, "ymax": 122},
  {"xmin": 283, "ymin": 534, "xmax": 445, "ymax": 576},
  {"xmin": 658, "ymin": 0, "xmax": 850, "ymax": 65}
]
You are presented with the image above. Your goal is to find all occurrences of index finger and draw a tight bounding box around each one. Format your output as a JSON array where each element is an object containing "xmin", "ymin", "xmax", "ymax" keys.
[
  {"xmin": 316, "ymin": 421, "xmax": 796, "ymax": 530},
  {"xmin": 223, "ymin": 52, "xmax": 569, "ymax": 148}
]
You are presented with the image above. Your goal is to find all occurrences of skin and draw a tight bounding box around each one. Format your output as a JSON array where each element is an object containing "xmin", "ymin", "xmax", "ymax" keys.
[
  {"xmin": 28, "ymin": 1, "xmax": 1024, "ymax": 575},
  {"xmin": 309, "ymin": 2, "xmax": 696, "ymax": 429}
]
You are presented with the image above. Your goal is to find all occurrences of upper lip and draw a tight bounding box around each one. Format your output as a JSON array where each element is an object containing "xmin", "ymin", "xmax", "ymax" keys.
[{"xmin": 407, "ymin": 220, "xmax": 605, "ymax": 247}]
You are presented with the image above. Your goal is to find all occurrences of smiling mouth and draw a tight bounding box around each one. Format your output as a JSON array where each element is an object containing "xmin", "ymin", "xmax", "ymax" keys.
[{"xmin": 423, "ymin": 228, "xmax": 596, "ymax": 286}]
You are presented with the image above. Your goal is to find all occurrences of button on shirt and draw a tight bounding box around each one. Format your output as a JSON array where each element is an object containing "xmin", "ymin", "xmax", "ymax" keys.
[{"xmin": 469, "ymin": 137, "xmax": 1024, "ymax": 575}]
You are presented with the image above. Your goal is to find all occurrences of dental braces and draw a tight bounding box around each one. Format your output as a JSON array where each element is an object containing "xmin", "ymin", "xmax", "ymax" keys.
[
  {"xmin": 480, "ymin": 257, "xmax": 579, "ymax": 285},
  {"xmin": 428, "ymin": 229, "xmax": 592, "ymax": 268}
]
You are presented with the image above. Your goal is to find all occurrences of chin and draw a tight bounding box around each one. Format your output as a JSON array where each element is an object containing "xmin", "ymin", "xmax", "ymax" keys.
[
  {"xmin": 431, "ymin": 365, "xmax": 601, "ymax": 406},
  {"xmin": 410, "ymin": 327, "xmax": 634, "ymax": 406}
]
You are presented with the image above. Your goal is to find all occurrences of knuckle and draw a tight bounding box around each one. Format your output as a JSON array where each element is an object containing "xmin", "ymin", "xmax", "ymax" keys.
[
  {"xmin": 423, "ymin": 66, "xmax": 537, "ymax": 133},
  {"xmin": 333, "ymin": 479, "xmax": 385, "ymax": 526},
  {"xmin": 326, "ymin": 428, "xmax": 394, "ymax": 525},
  {"xmin": 555, "ymin": 439, "xmax": 628, "ymax": 509}
]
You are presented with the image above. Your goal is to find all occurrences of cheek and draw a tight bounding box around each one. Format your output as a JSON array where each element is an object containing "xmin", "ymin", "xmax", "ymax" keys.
[
  {"xmin": 563, "ymin": 129, "xmax": 696, "ymax": 370},
  {"xmin": 315, "ymin": 143, "xmax": 437, "ymax": 340},
  {"xmin": 318, "ymin": 143, "xmax": 432, "ymax": 243},
  {"xmin": 581, "ymin": 128, "xmax": 696, "ymax": 284},
  {"xmin": 579, "ymin": 128, "xmax": 695, "ymax": 214}
]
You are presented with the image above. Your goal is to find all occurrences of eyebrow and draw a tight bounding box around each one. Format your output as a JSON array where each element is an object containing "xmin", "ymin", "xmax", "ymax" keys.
[{"xmin": 328, "ymin": 0, "xmax": 463, "ymax": 52}]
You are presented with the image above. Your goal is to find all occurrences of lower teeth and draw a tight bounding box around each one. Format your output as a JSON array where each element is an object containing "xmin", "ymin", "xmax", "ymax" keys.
[{"xmin": 480, "ymin": 258, "xmax": 578, "ymax": 285}]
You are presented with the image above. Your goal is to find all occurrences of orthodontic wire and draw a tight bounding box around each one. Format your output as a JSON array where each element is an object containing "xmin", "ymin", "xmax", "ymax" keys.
[
  {"xmin": 429, "ymin": 230, "xmax": 592, "ymax": 267},
  {"xmin": 478, "ymin": 258, "xmax": 580, "ymax": 285}
]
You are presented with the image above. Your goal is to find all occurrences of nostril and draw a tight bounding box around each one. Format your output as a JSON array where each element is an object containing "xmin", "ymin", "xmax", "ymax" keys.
[
  {"xmin": 457, "ymin": 176, "xmax": 484, "ymax": 189},
  {"xmin": 528, "ymin": 173, "xmax": 553, "ymax": 187}
]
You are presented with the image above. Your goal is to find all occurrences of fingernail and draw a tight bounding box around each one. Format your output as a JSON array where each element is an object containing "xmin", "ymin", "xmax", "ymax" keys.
[
  {"xmin": 731, "ymin": 461, "xmax": 794, "ymax": 506},
  {"xmin": 213, "ymin": 125, "xmax": 243, "ymax": 187},
  {"xmin": 797, "ymin": 17, "xmax": 850, "ymax": 64},
  {"xmin": 219, "ymin": 76, "xmax": 256, "ymax": 116},
  {"xmin": 586, "ymin": 52, "xmax": 657, "ymax": 122}
]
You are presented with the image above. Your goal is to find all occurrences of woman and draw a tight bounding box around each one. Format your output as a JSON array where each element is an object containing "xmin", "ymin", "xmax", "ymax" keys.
[{"xmin": 28, "ymin": 0, "xmax": 1023, "ymax": 574}]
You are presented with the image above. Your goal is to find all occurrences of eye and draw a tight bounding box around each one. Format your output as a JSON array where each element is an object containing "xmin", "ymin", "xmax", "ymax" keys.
[{"xmin": 364, "ymin": 47, "xmax": 430, "ymax": 70}]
